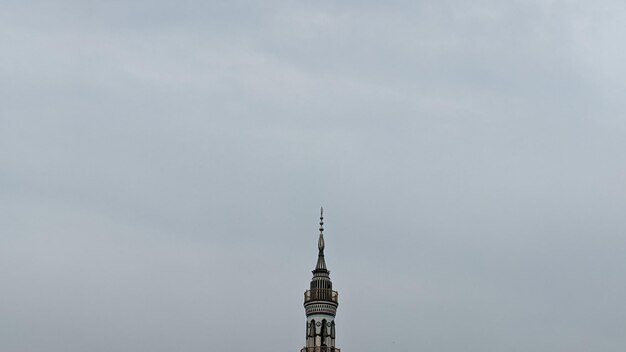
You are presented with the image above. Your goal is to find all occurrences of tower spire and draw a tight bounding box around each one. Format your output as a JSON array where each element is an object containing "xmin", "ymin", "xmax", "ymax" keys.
[{"xmin": 315, "ymin": 206, "xmax": 327, "ymax": 271}]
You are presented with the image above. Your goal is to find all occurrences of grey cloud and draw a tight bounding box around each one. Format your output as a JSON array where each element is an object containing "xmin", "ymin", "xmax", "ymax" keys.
[{"xmin": 1, "ymin": 1, "xmax": 626, "ymax": 352}]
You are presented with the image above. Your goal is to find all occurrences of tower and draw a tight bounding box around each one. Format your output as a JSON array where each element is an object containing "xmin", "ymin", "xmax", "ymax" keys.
[{"xmin": 301, "ymin": 208, "xmax": 340, "ymax": 352}]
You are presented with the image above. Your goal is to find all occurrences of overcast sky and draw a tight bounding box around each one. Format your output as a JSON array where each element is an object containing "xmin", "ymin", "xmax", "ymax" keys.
[{"xmin": 2, "ymin": 1, "xmax": 626, "ymax": 351}]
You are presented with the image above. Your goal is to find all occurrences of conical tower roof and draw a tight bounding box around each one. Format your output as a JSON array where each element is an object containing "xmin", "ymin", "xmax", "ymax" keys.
[{"xmin": 315, "ymin": 207, "xmax": 328, "ymax": 272}]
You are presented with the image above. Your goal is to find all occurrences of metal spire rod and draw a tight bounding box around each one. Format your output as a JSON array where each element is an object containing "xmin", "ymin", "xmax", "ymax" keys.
[{"xmin": 318, "ymin": 207, "xmax": 325, "ymax": 252}]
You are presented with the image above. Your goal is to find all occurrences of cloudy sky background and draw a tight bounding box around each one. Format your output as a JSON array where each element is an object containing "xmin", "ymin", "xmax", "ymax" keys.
[{"xmin": 2, "ymin": 1, "xmax": 626, "ymax": 351}]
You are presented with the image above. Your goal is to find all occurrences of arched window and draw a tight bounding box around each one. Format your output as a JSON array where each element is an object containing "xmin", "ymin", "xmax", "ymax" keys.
[{"xmin": 321, "ymin": 319, "xmax": 327, "ymax": 345}]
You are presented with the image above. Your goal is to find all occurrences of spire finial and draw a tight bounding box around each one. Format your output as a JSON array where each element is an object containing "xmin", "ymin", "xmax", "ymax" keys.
[
  {"xmin": 318, "ymin": 206, "xmax": 325, "ymax": 252},
  {"xmin": 319, "ymin": 207, "xmax": 324, "ymax": 233}
]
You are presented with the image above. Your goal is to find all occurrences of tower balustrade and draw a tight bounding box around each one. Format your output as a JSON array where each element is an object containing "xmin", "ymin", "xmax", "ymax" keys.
[
  {"xmin": 300, "ymin": 347, "xmax": 341, "ymax": 352},
  {"xmin": 304, "ymin": 289, "xmax": 339, "ymax": 304}
]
